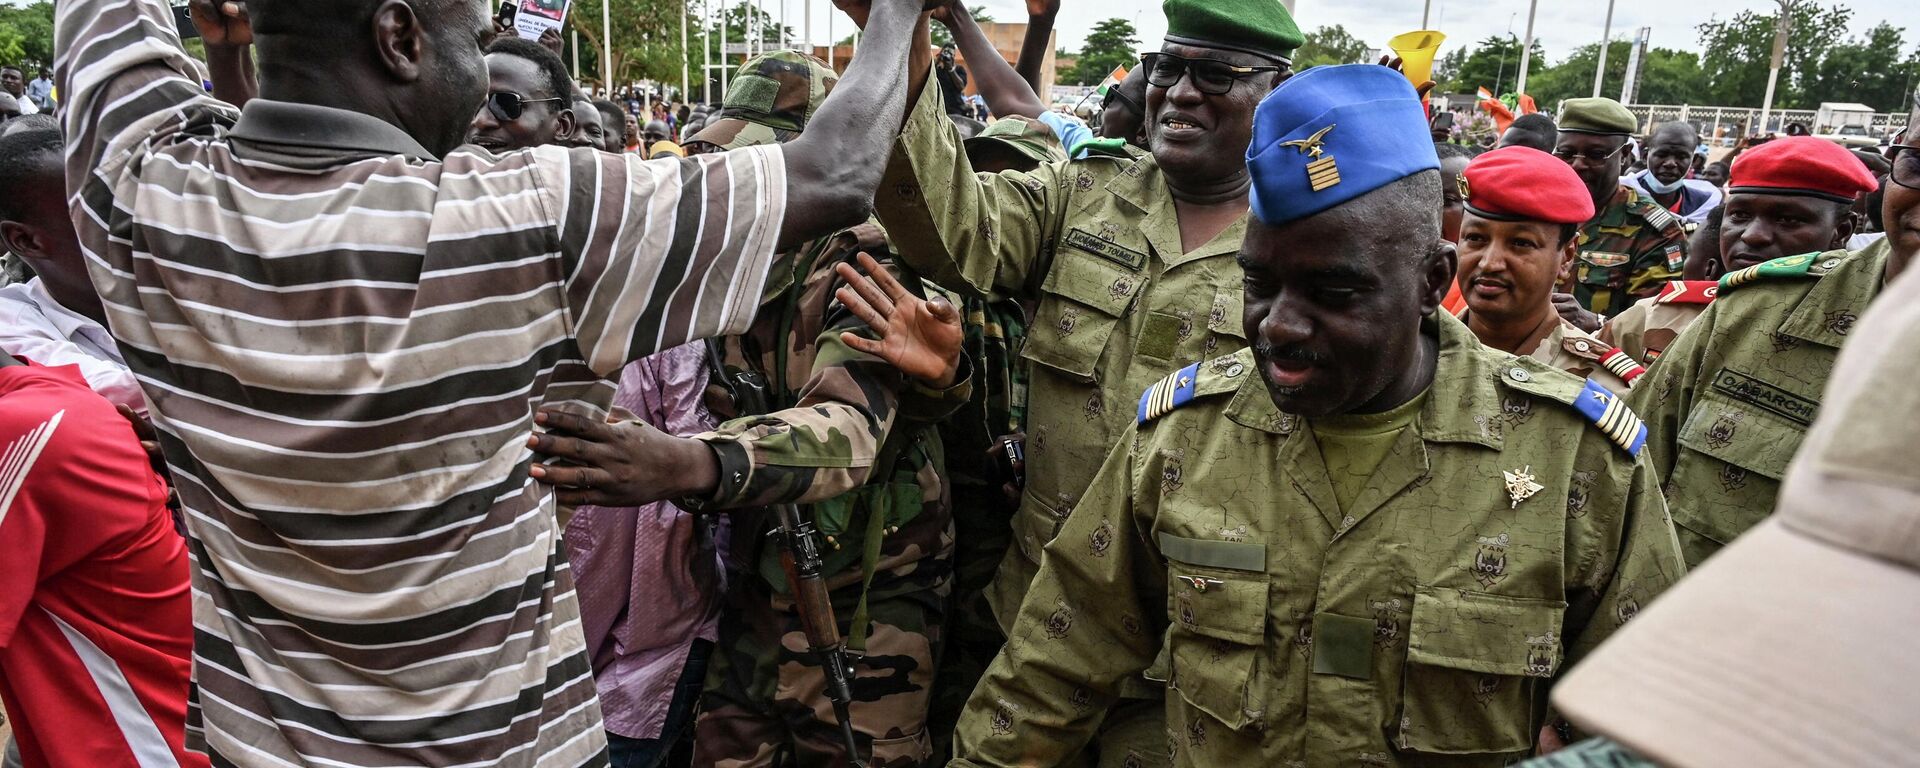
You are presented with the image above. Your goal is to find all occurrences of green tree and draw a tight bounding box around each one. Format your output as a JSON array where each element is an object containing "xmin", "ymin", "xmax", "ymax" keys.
[
  {"xmin": 569, "ymin": 0, "xmax": 700, "ymax": 90},
  {"xmin": 1065, "ymin": 17, "xmax": 1139, "ymax": 86},
  {"xmin": 1527, "ymin": 42, "xmax": 1704, "ymax": 108},
  {"xmin": 1801, "ymin": 22, "xmax": 1918, "ymax": 112},
  {"xmin": 1295, "ymin": 25, "xmax": 1368, "ymax": 70},
  {"xmin": 1695, "ymin": 2, "xmax": 1851, "ymax": 109},
  {"xmin": 1443, "ymin": 35, "xmax": 1547, "ymax": 97},
  {"xmin": 694, "ymin": 3, "xmax": 797, "ymax": 96},
  {"xmin": 0, "ymin": 1, "xmax": 54, "ymax": 68},
  {"xmin": 930, "ymin": 6, "xmax": 994, "ymax": 47}
]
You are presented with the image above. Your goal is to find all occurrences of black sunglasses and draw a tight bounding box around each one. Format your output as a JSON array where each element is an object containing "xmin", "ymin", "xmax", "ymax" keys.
[
  {"xmin": 1140, "ymin": 52, "xmax": 1287, "ymax": 96},
  {"xmin": 1891, "ymin": 145, "xmax": 1920, "ymax": 191},
  {"xmin": 485, "ymin": 91, "xmax": 564, "ymax": 122}
]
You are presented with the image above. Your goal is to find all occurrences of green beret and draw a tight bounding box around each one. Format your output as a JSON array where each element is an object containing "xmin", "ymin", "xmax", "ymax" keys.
[
  {"xmin": 1558, "ymin": 97, "xmax": 1638, "ymax": 136},
  {"xmin": 1163, "ymin": 0, "xmax": 1304, "ymax": 63}
]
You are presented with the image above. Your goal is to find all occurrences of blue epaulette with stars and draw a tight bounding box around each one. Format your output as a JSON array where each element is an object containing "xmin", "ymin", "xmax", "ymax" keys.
[
  {"xmin": 1571, "ymin": 379, "xmax": 1648, "ymax": 457},
  {"xmin": 1138, "ymin": 361, "xmax": 1201, "ymax": 425}
]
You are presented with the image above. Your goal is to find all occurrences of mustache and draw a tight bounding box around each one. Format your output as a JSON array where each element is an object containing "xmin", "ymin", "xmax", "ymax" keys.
[{"xmin": 1255, "ymin": 342, "xmax": 1330, "ymax": 364}]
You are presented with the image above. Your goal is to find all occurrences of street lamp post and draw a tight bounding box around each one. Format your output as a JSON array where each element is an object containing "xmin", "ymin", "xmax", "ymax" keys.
[
  {"xmin": 1593, "ymin": 0, "xmax": 1615, "ymax": 97},
  {"xmin": 1758, "ymin": 0, "xmax": 1795, "ymax": 135},
  {"xmin": 1515, "ymin": 0, "xmax": 1539, "ymax": 96},
  {"xmin": 601, "ymin": 0, "xmax": 614, "ymax": 92},
  {"xmin": 1421, "ymin": 0, "xmax": 1431, "ymax": 29}
]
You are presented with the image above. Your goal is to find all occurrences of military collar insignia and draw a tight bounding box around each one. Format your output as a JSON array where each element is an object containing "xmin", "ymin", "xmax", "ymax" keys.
[
  {"xmin": 1280, "ymin": 124, "xmax": 1342, "ymax": 191},
  {"xmin": 1503, "ymin": 466, "xmax": 1545, "ymax": 508}
]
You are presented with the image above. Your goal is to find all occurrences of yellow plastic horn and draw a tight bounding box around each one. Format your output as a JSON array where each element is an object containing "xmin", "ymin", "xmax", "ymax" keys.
[{"xmin": 1388, "ymin": 30, "xmax": 1446, "ymax": 90}]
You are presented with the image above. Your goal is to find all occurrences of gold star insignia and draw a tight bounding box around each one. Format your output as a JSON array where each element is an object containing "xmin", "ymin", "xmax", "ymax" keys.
[{"xmin": 1503, "ymin": 465, "xmax": 1545, "ymax": 509}]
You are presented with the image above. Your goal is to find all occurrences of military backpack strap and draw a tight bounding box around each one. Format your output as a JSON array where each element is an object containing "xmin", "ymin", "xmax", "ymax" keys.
[{"xmin": 1717, "ymin": 251, "xmax": 1837, "ymax": 293}]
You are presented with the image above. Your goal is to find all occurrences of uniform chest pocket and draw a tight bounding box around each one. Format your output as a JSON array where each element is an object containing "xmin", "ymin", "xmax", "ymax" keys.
[
  {"xmin": 1576, "ymin": 251, "xmax": 1631, "ymax": 289},
  {"xmin": 1397, "ymin": 586, "xmax": 1565, "ymax": 757},
  {"xmin": 1160, "ymin": 533, "xmax": 1267, "ymax": 731},
  {"xmin": 1024, "ymin": 250, "xmax": 1144, "ymax": 381},
  {"xmin": 1670, "ymin": 377, "xmax": 1810, "ymax": 549}
]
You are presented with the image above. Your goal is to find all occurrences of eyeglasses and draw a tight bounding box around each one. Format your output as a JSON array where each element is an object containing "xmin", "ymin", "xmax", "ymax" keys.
[
  {"xmin": 1552, "ymin": 143, "xmax": 1630, "ymax": 166},
  {"xmin": 485, "ymin": 91, "xmax": 564, "ymax": 122},
  {"xmin": 1892, "ymin": 146, "xmax": 1920, "ymax": 191},
  {"xmin": 1140, "ymin": 52, "xmax": 1287, "ymax": 96}
]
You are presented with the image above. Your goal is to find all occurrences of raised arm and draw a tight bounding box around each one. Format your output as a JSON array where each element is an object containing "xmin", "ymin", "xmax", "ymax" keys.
[
  {"xmin": 1015, "ymin": 0, "xmax": 1061, "ymax": 99},
  {"xmin": 191, "ymin": 0, "xmax": 259, "ymax": 107},
  {"xmin": 776, "ymin": 0, "xmax": 937, "ymax": 250},
  {"xmin": 936, "ymin": 0, "xmax": 1047, "ymax": 119}
]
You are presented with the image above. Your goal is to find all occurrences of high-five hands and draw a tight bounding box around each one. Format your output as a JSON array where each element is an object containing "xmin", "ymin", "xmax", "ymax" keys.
[{"xmin": 832, "ymin": 252, "xmax": 964, "ymax": 389}]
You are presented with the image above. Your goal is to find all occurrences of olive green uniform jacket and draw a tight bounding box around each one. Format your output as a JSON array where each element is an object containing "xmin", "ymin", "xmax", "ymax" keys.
[
  {"xmin": 954, "ymin": 315, "xmax": 1686, "ymax": 768},
  {"xmin": 1627, "ymin": 244, "xmax": 1887, "ymax": 568},
  {"xmin": 874, "ymin": 78, "xmax": 1250, "ymax": 644}
]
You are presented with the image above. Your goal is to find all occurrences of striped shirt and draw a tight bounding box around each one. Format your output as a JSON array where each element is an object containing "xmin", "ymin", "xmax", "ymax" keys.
[{"xmin": 56, "ymin": 2, "xmax": 786, "ymax": 766}]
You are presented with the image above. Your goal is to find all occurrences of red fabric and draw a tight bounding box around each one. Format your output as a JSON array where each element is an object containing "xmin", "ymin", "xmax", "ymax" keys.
[
  {"xmin": 1728, "ymin": 136, "xmax": 1878, "ymax": 201},
  {"xmin": 1656, "ymin": 280, "xmax": 1720, "ymax": 305},
  {"xmin": 1462, "ymin": 145, "xmax": 1596, "ymax": 225},
  {"xmin": 0, "ymin": 362, "xmax": 204, "ymax": 768}
]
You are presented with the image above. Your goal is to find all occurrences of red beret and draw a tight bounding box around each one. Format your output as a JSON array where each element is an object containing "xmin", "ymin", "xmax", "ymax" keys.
[
  {"xmin": 1461, "ymin": 146, "xmax": 1596, "ymax": 226},
  {"xmin": 1728, "ymin": 136, "xmax": 1879, "ymax": 204}
]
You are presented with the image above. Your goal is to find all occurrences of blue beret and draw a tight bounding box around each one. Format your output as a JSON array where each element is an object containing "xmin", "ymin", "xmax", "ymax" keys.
[{"xmin": 1247, "ymin": 65, "xmax": 1440, "ymax": 226}]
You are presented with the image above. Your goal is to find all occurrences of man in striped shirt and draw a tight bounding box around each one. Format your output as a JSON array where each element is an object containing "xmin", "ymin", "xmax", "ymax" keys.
[{"xmin": 53, "ymin": 0, "xmax": 929, "ymax": 764}]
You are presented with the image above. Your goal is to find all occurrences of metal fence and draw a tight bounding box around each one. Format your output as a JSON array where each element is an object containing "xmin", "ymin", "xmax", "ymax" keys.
[{"xmin": 1615, "ymin": 104, "xmax": 1907, "ymax": 143}]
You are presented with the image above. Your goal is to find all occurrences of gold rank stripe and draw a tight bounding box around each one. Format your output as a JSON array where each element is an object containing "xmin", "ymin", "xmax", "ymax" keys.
[
  {"xmin": 1307, "ymin": 157, "xmax": 1341, "ymax": 191},
  {"xmin": 1143, "ymin": 377, "xmax": 1179, "ymax": 422},
  {"xmin": 1600, "ymin": 349, "xmax": 1645, "ymax": 383},
  {"xmin": 1722, "ymin": 263, "xmax": 1763, "ymax": 288},
  {"xmin": 1596, "ymin": 394, "xmax": 1643, "ymax": 451}
]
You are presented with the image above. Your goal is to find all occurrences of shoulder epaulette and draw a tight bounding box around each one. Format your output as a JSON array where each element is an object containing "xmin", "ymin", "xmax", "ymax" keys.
[
  {"xmin": 1501, "ymin": 362, "xmax": 1646, "ymax": 456},
  {"xmin": 1639, "ymin": 203, "xmax": 1680, "ymax": 232},
  {"xmin": 1073, "ymin": 137, "xmax": 1136, "ymax": 160},
  {"xmin": 1718, "ymin": 251, "xmax": 1842, "ymax": 293},
  {"xmin": 1137, "ymin": 351, "xmax": 1251, "ymax": 425},
  {"xmin": 1654, "ymin": 280, "xmax": 1719, "ymax": 305},
  {"xmin": 1598, "ymin": 348, "xmax": 1647, "ymax": 385},
  {"xmin": 1559, "ymin": 332, "xmax": 1648, "ymax": 386},
  {"xmin": 1571, "ymin": 379, "xmax": 1648, "ymax": 456}
]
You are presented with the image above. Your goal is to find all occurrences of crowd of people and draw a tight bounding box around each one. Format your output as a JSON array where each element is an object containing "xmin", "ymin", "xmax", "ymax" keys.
[{"xmin": 0, "ymin": 0, "xmax": 1916, "ymax": 767}]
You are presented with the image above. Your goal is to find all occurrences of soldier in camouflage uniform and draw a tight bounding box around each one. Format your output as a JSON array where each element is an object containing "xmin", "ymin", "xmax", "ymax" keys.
[
  {"xmin": 536, "ymin": 51, "xmax": 975, "ymax": 767},
  {"xmin": 1625, "ymin": 130, "xmax": 1897, "ymax": 570},
  {"xmin": 1603, "ymin": 138, "xmax": 1872, "ymax": 364},
  {"xmin": 873, "ymin": 2, "xmax": 1307, "ymax": 762},
  {"xmin": 953, "ymin": 66, "xmax": 1683, "ymax": 768},
  {"xmin": 1453, "ymin": 146, "xmax": 1646, "ymax": 396},
  {"xmin": 1552, "ymin": 98, "xmax": 1689, "ymax": 320}
]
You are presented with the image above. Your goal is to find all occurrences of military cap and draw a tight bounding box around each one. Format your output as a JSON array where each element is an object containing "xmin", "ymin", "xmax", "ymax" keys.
[
  {"xmin": 1728, "ymin": 136, "xmax": 1880, "ymax": 204},
  {"xmin": 1162, "ymin": 0, "xmax": 1305, "ymax": 63},
  {"xmin": 1557, "ymin": 97, "xmax": 1638, "ymax": 136},
  {"xmin": 965, "ymin": 116, "xmax": 1067, "ymax": 166},
  {"xmin": 687, "ymin": 50, "xmax": 838, "ymax": 150},
  {"xmin": 648, "ymin": 140, "xmax": 687, "ymax": 158},
  {"xmin": 1246, "ymin": 65, "xmax": 1438, "ymax": 226},
  {"xmin": 1461, "ymin": 145, "xmax": 1596, "ymax": 224}
]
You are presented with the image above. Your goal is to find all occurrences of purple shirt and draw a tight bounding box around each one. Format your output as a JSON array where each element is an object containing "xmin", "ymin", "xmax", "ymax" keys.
[{"xmin": 562, "ymin": 342, "xmax": 725, "ymax": 740}]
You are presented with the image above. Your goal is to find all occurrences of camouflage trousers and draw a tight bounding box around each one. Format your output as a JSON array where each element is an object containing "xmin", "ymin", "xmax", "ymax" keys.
[{"xmin": 695, "ymin": 572, "xmax": 950, "ymax": 768}]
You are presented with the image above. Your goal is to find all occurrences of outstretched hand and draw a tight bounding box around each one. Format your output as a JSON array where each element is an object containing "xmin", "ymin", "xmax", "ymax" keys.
[
  {"xmin": 832, "ymin": 252, "xmax": 964, "ymax": 388},
  {"xmin": 189, "ymin": 0, "xmax": 252, "ymax": 48}
]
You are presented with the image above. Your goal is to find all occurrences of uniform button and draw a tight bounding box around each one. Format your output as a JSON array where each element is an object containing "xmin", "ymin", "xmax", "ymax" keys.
[
  {"xmin": 1508, "ymin": 367, "xmax": 1532, "ymax": 383},
  {"xmin": 1574, "ymin": 340, "xmax": 1592, "ymax": 353},
  {"xmin": 1226, "ymin": 362, "xmax": 1246, "ymax": 378},
  {"xmin": 1821, "ymin": 258, "xmax": 1842, "ymax": 270}
]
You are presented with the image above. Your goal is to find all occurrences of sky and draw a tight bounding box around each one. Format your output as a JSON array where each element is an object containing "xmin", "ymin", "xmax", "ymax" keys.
[{"xmin": 766, "ymin": 0, "xmax": 1914, "ymax": 65}]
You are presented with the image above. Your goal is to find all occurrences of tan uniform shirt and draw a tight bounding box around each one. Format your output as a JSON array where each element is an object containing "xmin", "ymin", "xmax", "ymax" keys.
[
  {"xmin": 1525, "ymin": 318, "xmax": 1645, "ymax": 395},
  {"xmin": 1599, "ymin": 281, "xmax": 1718, "ymax": 364}
]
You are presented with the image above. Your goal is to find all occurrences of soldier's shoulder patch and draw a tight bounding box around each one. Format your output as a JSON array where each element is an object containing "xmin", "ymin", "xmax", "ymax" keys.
[
  {"xmin": 1499, "ymin": 362, "xmax": 1646, "ymax": 456},
  {"xmin": 1073, "ymin": 137, "xmax": 1137, "ymax": 161},
  {"xmin": 1654, "ymin": 280, "xmax": 1719, "ymax": 305},
  {"xmin": 1718, "ymin": 251, "xmax": 1842, "ymax": 293},
  {"xmin": 1138, "ymin": 350, "xmax": 1252, "ymax": 425},
  {"xmin": 1558, "ymin": 332, "xmax": 1648, "ymax": 385}
]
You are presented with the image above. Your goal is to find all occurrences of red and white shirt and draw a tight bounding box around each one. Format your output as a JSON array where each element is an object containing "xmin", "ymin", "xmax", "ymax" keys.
[{"xmin": 0, "ymin": 361, "xmax": 203, "ymax": 768}]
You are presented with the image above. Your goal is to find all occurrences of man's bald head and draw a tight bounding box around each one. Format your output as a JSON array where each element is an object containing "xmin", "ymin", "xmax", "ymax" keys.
[{"xmin": 1498, "ymin": 113, "xmax": 1557, "ymax": 153}]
